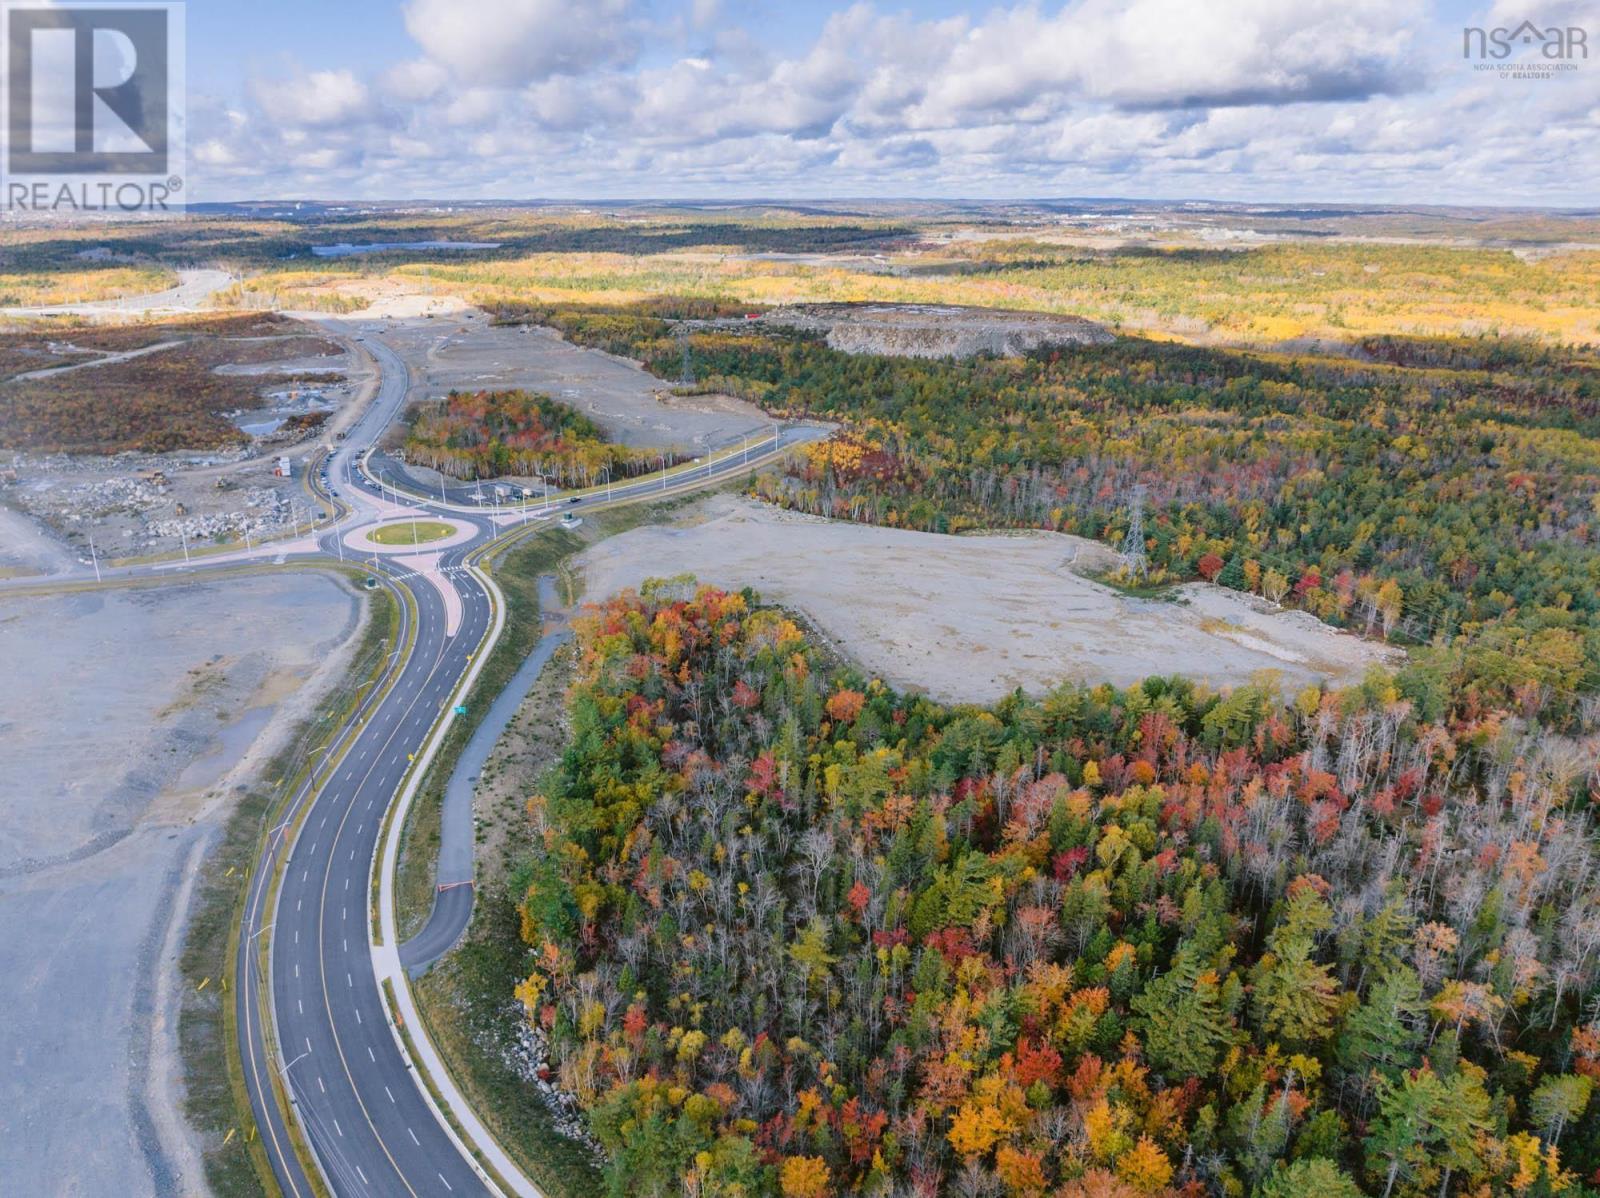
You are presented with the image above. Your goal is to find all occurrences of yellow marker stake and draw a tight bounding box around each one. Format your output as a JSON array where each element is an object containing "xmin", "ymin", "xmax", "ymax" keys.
[
  {"xmin": 197, "ymin": 977, "xmax": 209, "ymax": 992},
  {"xmin": 222, "ymin": 1128, "xmax": 236, "ymax": 1146}
]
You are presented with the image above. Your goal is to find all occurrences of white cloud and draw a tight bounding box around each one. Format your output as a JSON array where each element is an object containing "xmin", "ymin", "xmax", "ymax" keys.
[
  {"xmin": 402, "ymin": 0, "xmax": 636, "ymax": 87},
  {"xmin": 187, "ymin": 0, "xmax": 1600, "ymax": 205},
  {"xmin": 251, "ymin": 69, "xmax": 380, "ymax": 129},
  {"xmin": 382, "ymin": 58, "xmax": 448, "ymax": 102}
]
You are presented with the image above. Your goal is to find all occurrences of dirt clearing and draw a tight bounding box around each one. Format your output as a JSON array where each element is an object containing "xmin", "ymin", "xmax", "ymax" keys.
[
  {"xmin": 386, "ymin": 312, "xmax": 771, "ymax": 453},
  {"xmin": 0, "ymin": 570, "xmax": 363, "ymax": 1196},
  {"xmin": 575, "ymin": 495, "xmax": 1400, "ymax": 702}
]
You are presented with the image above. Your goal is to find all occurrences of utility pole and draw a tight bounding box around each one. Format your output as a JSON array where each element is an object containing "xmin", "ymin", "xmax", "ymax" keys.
[
  {"xmin": 1120, "ymin": 484, "xmax": 1149, "ymax": 581},
  {"xmin": 180, "ymin": 526, "xmax": 191, "ymax": 568},
  {"xmin": 87, "ymin": 531, "xmax": 101, "ymax": 583},
  {"xmin": 676, "ymin": 326, "xmax": 694, "ymax": 387}
]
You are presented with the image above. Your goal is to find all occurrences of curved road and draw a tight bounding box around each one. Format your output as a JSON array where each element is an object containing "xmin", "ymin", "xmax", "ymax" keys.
[
  {"xmin": 0, "ymin": 312, "xmax": 820, "ymax": 1197},
  {"xmin": 228, "ymin": 324, "xmax": 823, "ymax": 1197},
  {"xmin": 401, "ymin": 576, "xmax": 571, "ymax": 977}
]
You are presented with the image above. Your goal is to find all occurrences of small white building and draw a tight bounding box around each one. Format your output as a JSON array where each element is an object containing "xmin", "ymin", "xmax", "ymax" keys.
[{"xmin": 274, "ymin": 456, "xmax": 292, "ymax": 478}]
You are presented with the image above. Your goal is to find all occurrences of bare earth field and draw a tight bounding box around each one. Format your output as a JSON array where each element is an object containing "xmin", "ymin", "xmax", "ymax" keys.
[
  {"xmin": 0, "ymin": 570, "xmax": 362, "ymax": 1197},
  {"xmin": 576, "ymin": 495, "xmax": 1400, "ymax": 702},
  {"xmin": 391, "ymin": 312, "xmax": 771, "ymax": 452}
]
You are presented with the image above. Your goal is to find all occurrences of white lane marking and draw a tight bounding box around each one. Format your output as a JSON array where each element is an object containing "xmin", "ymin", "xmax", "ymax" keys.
[
  {"xmin": 408, "ymin": 1127, "xmax": 419, "ymax": 1145},
  {"xmin": 347, "ymin": 972, "xmax": 353, "ymax": 988},
  {"xmin": 334, "ymin": 1119, "xmax": 343, "ymax": 1137},
  {"xmin": 294, "ymin": 963, "xmax": 299, "ymax": 978},
  {"xmin": 317, "ymin": 1076, "xmax": 325, "ymax": 1093},
  {"xmin": 355, "ymin": 1008, "xmax": 362, "ymax": 1024},
  {"xmin": 368, "ymin": 1046, "xmax": 376, "ymax": 1062},
  {"xmin": 439, "ymin": 1173, "xmax": 453, "ymax": 1192},
  {"xmin": 385, "ymin": 1085, "xmax": 395, "ymax": 1103},
  {"xmin": 306, "ymin": 1039, "xmax": 312, "ymax": 1053},
  {"xmin": 297, "ymin": 999, "xmax": 303, "ymax": 1014},
  {"xmin": 297, "ymin": 899, "xmax": 302, "ymax": 912}
]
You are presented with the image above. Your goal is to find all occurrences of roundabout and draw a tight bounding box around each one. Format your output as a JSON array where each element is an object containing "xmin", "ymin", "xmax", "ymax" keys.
[{"xmin": 345, "ymin": 516, "xmax": 477, "ymax": 555}]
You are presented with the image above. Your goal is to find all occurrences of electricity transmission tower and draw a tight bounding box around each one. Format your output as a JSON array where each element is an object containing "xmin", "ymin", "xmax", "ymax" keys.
[
  {"xmin": 675, "ymin": 326, "xmax": 695, "ymax": 387},
  {"xmin": 1120, "ymin": 485, "xmax": 1149, "ymax": 580}
]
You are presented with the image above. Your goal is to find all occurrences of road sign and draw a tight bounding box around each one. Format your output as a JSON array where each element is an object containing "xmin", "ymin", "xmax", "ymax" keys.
[{"xmin": 453, "ymin": 704, "xmax": 467, "ymax": 715}]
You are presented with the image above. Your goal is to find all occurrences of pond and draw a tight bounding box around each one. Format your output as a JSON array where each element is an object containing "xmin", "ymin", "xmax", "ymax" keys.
[{"xmin": 310, "ymin": 240, "xmax": 501, "ymax": 257}]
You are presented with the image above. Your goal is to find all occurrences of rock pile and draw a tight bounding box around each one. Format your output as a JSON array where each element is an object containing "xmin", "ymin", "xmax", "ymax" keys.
[{"xmin": 762, "ymin": 302, "xmax": 1114, "ymax": 358}]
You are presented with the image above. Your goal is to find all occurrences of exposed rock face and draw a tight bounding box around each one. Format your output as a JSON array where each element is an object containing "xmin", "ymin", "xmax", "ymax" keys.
[{"xmin": 763, "ymin": 303, "xmax": 1114, "ymax": 358}]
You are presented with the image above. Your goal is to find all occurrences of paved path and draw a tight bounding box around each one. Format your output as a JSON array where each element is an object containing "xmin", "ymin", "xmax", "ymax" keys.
[{"xmin": 401, "ymin": 576, "xmax": 571, "ymax": 976}]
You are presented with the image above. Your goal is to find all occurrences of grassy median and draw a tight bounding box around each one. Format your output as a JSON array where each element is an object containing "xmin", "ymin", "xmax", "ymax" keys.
[{"xmin": 368, "ymin": 519, "xmax": 456, "ymax": 546}]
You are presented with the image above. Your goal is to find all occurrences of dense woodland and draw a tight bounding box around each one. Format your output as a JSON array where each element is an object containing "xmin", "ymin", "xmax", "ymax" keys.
[
  {"xmin": 508, "ymin": 302, "xmax": 1600, "ymax": 727},
  {"xmin": 491, "ymin": 299, "xmax": 1600, "ymax": 1196},
  {"xmin": 518, "ymin": 584, "xmax": 1599, "ymax": 1198},
  {"xmin": 402, "ymin": 388, "xmax": 683, "ymax": 484}
]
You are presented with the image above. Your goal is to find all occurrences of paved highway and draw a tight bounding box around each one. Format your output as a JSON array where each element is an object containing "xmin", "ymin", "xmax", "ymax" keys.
[
  {"xmin": 226, "ymin": 324, "xmax": 822, "ymax": 1197},
  {"xmin": 0, "ymin": 314, "xmax": 820, "ymax": 1197}
]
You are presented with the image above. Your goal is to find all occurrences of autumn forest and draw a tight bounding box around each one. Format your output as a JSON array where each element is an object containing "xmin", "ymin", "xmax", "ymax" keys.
[{"xmin": 495, "ymin": 296, "xmax": 1600, "ymax": 1198}]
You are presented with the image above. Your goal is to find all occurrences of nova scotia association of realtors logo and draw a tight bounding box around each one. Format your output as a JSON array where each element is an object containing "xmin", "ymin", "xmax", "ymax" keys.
[
  {"xmin": 2, "ymin": 1, "xmax": 185, "ymax": 213},
  {"xmin": 1463, "ymin": 18, "xmax": 1589, "ymax": 79}
]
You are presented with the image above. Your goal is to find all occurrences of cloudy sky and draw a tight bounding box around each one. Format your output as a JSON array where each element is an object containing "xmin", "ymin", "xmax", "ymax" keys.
[{"xmin": 183, "ymin": 0, "xmax": 1600, "ymax": 205}]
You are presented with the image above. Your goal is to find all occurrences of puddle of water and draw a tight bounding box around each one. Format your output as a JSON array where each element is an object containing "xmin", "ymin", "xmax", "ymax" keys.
[
  {"xmin": 174, "ymin": 705, "xmax": 275, "ymax": 792},
  {"xmin": 237, "ymin": 416, "xmax": 286, "ymax": 436},
  {"xmin": 311, "ymin": 240, "xmax": 500, "ymax": 258}
]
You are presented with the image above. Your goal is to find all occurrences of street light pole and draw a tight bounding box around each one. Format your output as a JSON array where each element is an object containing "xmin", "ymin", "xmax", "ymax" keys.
[
  {"xmin": 87, "ymin": 531, "xmax": 101, "ymax": 583},
  {"xmin": 278, "ymin": 1049, "xmax": 309, "ymax": 1077}
]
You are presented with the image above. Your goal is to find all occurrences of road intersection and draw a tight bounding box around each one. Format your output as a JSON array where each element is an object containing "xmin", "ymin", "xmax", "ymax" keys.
[{"xmin": 2, "ymin": 316, "xmax": 818, "ymax": 1197}]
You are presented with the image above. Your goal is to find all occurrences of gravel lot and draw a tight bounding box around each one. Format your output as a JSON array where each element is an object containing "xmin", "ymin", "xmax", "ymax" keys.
[
  {"xmin": 390, "ymin": 313, "xmax": 772, "ymax": 452},
  {"xmin": 576, "ymin": 495, "xmax": 1401, "ymax": 702},
  {"xmin": 0, "ymin": 570, "xmax": 362, "ymax": 1196}
]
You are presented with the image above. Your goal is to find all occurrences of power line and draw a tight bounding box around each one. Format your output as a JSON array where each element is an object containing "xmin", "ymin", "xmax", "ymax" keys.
[
  {"xmin": 1120, "ymin": 484, "xmax": 1148, "ymax": 580},
  {"xmin": 676, "ymin": 326, "xmax": 695, "ymax": 388}
]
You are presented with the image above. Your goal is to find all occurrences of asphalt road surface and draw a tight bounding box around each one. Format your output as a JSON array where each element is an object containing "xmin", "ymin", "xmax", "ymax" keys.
[
  {"xmin": 231, "ymin": 328, "xmax": 822, "ymax": 1196},
  {"xmin": 400, "ymin": 576, "xmax": 571, "ymax": 978},
  {"xmin": 1, "ymin": 315, "xmax": 820, "ymax": 1197}
]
